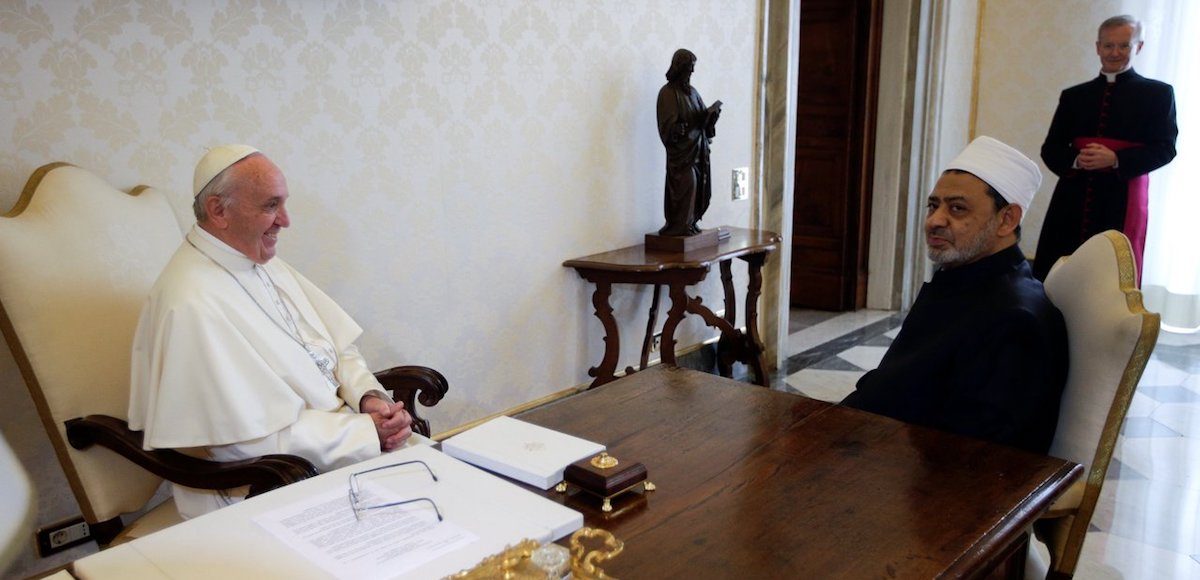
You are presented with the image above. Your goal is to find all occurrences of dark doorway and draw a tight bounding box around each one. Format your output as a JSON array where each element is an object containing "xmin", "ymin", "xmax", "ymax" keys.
[{"xmin": 790, "ymin": 0, "xmax": 882, "ymax": 310}]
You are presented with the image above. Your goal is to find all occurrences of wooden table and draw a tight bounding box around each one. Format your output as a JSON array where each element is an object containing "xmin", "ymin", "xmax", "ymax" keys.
[
  {"xmin": 563, "ymin": 227, "xmax": 781, "ymax": 389},
  {"xmin": 517, "ymin": 366, "xmax": 1082, "ymax": 578}
]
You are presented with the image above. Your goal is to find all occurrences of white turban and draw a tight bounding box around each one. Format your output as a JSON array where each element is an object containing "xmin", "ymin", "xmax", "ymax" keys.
[
  {"xmin": 945, "ymin": 136, "xmax": 1041, "ymax": 221},
  {"xmin": 193, "ymin": 144, "xmax": 259, "ymax": 197}
]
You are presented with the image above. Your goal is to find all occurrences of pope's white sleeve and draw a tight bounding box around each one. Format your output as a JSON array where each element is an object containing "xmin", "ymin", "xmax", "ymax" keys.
[
  {"xmin": 335, "ymin": 343, "xmax": 392, "ymax": 410},
  {"xmin": 206, "ymin": 409, "xmax": 380, "ymax": 472}
]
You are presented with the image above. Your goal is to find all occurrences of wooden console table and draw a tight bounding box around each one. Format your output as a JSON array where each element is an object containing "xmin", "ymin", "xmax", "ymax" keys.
[{"xmin": 563, "ymin": 227, "xmax": 781, "ymax": 389}]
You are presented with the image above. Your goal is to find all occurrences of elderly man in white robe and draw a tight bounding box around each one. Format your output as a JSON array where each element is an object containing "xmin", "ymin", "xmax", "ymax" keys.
[{"xmin": 128, "ymin": 145, "xmax": 414, "ymax": 519}]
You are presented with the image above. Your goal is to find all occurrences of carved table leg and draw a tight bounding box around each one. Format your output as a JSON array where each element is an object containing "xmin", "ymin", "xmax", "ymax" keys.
[
  {"xmin": 587, "ymin": 280, "xmax": 620, "ymax": 389},
  {"xmin": 716, "ymin": 260, "xmax": 737, "ymax": 377},
  {"xmin": 740, "ymin": 253, "xmax": 770, "ymax": 387},
  {"xmin": 720, "ymin": 260, "xmax": 736, "ymax": 326},
  {"xmin": 661, "ymin": 283, "xmax": 690, "ymax": 367},
  {"xmin": 639, "ymin": 284, "xmax": 663, "ymax": 371},
  {"xmin": 660, "ymin": 268, "xmax": 712, "ymax": 369},
  {"xmin": 680, "ymin": 296, "xmax": 739, "ymax": 378}
]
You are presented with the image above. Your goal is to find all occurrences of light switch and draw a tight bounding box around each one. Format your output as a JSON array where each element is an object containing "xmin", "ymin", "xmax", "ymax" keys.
[{"xmin": 732, "ymin": 167, "xmax": 749, "ymax": 201}]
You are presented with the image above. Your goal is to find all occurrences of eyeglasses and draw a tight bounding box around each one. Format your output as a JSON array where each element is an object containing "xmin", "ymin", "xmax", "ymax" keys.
[{"xmin": 347, "ymin": 460, "xmax": 443, "ymax": 522}]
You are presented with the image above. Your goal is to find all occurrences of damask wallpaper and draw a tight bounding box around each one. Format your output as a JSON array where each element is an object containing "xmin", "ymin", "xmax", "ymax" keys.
[
  {"xmin": 0, "ymin": 1, "xmax": 757, "ymax": 574},
  {"xmin": 1, "ymin": 0, "xmax": 756, "ymax": 423}
]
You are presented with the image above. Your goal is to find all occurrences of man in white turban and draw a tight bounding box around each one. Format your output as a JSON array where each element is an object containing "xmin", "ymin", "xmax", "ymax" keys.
[
  {"xmin": 128, "ymin": 145, "xmax": 414, "ymax": 519},
  {"xmin": 842, "ymin": 136, "xmax": 1069, "ymax": 454}
]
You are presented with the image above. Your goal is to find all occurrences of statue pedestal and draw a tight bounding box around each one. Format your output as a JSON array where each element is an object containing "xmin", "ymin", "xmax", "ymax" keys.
[{"xmin": 644, "ymin": 227, "xmax": 727, "ymax": 253}]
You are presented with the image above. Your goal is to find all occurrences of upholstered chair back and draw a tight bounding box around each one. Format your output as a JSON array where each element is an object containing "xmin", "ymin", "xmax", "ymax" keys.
[
  {"xmin": 1039, "ymin": 230, "xmax": 1159, "ymax": 577},
  {"xmin": 0, "ymin": 164, "xmax": 183, "ymax": 524}
]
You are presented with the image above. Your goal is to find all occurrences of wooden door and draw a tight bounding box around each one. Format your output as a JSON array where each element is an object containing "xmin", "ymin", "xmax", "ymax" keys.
[{"xmin": 790, "ymin": 0, "xmax": 881, "ymax": 310}]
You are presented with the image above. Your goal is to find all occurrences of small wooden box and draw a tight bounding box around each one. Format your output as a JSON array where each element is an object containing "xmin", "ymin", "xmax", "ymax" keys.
[
  {"xmin": 564, "ymin": 458, "xmax": 648, "ymax": 496},
  {"xmin": 559, "ymin": 454, "xmax": 655, "ymax": 513}
]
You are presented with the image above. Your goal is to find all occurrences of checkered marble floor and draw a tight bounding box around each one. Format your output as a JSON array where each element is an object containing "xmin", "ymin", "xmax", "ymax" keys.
[{"xmin": 778, "ymin": 309, "xmax": 1200, "ymax": 579}]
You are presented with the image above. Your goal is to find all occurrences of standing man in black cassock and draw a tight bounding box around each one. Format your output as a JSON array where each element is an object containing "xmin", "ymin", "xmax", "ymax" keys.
[
  {"xmin": 1033, "ymin": 14, "xmax": 1178, "ymax": 283},
  {"xmin": 842, "ymin": 137, "xmax": 1069, "ymax": 454}
]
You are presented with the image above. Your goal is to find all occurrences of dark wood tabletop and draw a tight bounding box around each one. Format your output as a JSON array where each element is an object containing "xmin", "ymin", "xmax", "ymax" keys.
[
  {"xmin": 562, "ymin": 227, "xmax": 781, "ymax": 272},
  {"xmin": 516, "ymin": 366, "xmax": 1081, "ymax": 578}
]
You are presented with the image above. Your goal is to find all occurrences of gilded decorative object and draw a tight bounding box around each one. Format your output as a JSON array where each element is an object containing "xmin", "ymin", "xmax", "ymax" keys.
[
  {"xmin": 570, "ymin": 527, "xmax": 624, "ymax": 579},
  {"xmin": 530, "ymin": 543, "xmax": 570, "ymax": 577},
  {"xmin": 447, "ymin": 539, "xmax": 569, "ymax": 579},
  {"xmin": 597, "ymin": 477, "xmax": 658, "ymax": 513},
  {"xmin": 591, "ymin": 452, "xmax": 619, "ymax": 469},
  {"xmin": 448, "ymin": 528, "xmax": 624, "ymax": 579}
]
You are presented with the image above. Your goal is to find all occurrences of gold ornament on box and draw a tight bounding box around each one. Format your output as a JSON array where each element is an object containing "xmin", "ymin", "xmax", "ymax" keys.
[{"xmin": 591, "ymin": 452, "xmax": 619, "ymax": 469}]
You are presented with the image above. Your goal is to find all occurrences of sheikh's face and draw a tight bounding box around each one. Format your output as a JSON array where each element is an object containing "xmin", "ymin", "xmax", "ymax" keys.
[{"xmin": 924, "ymin": 172, "xmax": 1002, "ymax": 269}]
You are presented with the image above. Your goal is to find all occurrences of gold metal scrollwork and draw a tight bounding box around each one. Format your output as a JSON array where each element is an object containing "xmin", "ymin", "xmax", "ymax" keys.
[
  {"xmin": 446, "ymin": 539, "xmax": 541, "ymax": 579},
  {"xmin": 570, "ymin": 527, "xmax": 624, "ymax": 579},
  {"xmin": 448, "ymin": 528, "xmax": 625, "ymax": 579}
]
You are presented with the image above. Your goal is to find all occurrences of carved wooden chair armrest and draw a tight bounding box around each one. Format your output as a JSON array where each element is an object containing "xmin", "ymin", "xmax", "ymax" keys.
[
  {"xmin": 65, "ymin": 415, "xmax": 319, "ymax": 499},
  {"xmin": 373, "ymin": 365, "xmax": 449, "ymax": 438}
]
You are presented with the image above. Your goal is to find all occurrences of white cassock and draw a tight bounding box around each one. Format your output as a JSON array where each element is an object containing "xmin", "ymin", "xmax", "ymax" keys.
[{"xmin": 129, "ymin": 225, "xmax": 404, "ymax": 519}]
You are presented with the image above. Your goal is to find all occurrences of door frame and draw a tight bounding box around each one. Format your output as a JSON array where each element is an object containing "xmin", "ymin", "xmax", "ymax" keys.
[{"xmin": 753, "ymin": 0, "xmax": 972, "ymax": 369}]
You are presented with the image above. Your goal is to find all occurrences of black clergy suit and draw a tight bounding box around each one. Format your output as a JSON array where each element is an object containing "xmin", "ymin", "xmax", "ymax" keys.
[
  {"xmin": 1033, "ymin": 69, "xmax": 1177, "ymax": 281},
  {"xmin": 842, "ymin": 245, "xmax": 1068, "ymax": 454}
]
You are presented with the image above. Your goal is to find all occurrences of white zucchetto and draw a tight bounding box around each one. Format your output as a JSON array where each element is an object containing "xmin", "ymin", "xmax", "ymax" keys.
[
  {"xmin": 193, "ymin": 144, "xmax": 259, "ymax": 197},
  {"xmin": 945, "ymin": 136, "xmax": 1041, "ymax": 221}
]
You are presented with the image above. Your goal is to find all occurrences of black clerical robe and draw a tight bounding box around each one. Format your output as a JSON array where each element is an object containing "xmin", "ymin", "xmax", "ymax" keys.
[
  {"xmin": 842, "ymin": 245, "xmax": 1068, "ymax": 454},
  {"xmin": 1033, "ymin": 69, "xmax": 1177, "ymax": 281}
]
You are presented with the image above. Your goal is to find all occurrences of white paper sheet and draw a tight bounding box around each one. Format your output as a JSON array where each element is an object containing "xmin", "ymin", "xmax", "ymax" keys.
[{"xmin": 254, "ymin": 483, "xmax": 477, "ymax": 580}]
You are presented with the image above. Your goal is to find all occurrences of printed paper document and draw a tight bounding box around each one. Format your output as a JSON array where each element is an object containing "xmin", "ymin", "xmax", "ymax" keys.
[{"xmin": 255, "ymin": 484, "xmax": 477, "ymax": 579}]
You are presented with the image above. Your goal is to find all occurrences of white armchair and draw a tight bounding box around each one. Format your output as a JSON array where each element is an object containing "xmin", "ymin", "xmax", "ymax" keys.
[
  {"xmin": 1035, "ymin": 230, "xmax": 1160, "ymax": 578},
  {"xmin": 0, "ymin": 162, "xmax": 448, "ymax": 547}
]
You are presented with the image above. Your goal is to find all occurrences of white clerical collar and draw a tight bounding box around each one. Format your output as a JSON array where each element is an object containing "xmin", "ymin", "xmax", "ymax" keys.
[
  {"xmin": 1101, "ymin": 67, "xmax": 1131, "ymax": 83},
  {"xmin": 189, "ymin": 224, "xmax": 258, "ymax": 272}
]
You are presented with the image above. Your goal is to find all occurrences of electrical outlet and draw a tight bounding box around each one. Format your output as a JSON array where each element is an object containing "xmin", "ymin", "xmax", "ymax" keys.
[
  {"xmin": 651, "ymin": 332, "xmax": 662, "ymax": 353},
  {"xmin": 732, "ymin": 167, "xmax": 749, "ymax": 201},
  {"xmin": 36, "ymin": 516, "xmax": 92, "ymax": 556}
]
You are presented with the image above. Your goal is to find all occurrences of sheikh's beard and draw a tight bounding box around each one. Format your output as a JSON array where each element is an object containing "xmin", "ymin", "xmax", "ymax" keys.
[{"xmin": 926, "ymin": 217, "xmax": 998, "ymax": 268}]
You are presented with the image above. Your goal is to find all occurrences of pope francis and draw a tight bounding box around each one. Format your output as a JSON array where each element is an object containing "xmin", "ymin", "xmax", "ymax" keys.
[{"xmin": 128, "ymin": 145, "xmax": 413, "ymax": 519}]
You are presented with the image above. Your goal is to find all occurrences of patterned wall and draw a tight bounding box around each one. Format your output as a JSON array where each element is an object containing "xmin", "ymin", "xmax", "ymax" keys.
[
  {"xmin": 0, "ymin": 0, "xmax": 756, "ymax": 424},
  {"xmin": 0, "ymin": 2, "xmax": 757, "ymax": 573}
]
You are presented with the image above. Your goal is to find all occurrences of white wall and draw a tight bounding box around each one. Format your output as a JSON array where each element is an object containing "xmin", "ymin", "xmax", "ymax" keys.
[{"xmin": 0, "ymin": 1, "xmax": 758, "ymax": 576}]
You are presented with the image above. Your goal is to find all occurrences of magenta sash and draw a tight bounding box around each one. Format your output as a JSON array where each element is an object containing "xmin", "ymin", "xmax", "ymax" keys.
[{"xmin": 1073, "ymin": 136, "xmax": 1149, "ymax": 284}]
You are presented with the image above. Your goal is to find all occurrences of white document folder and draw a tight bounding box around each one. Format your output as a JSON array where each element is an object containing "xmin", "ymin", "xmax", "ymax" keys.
[{"xmin": 441, "ymin": 416, "xmax": 605, "ymax": 489}]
